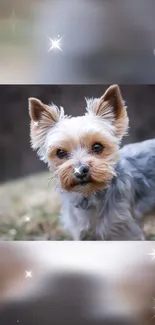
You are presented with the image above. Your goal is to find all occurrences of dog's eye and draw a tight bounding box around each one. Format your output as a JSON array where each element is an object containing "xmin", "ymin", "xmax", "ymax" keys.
[
  {"xmin": 92, "ymin": 142, "xmax": 104, "ymax": 154},
  {"xmin": 56, "ymin": 149, "xmax": 68, "ymax": 159}
]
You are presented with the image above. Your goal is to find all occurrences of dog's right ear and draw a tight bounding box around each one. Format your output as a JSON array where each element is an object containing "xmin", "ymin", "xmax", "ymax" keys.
[
  {"xmin": 28, "ymin": 97, "xmax": 64, "ymax": 126},
  {"xmin": 28, "ymin": 98, "xmax": 64, "ymax": 160}
]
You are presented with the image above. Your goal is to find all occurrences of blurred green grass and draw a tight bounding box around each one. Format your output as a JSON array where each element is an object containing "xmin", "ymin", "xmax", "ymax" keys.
[
  {"xmin": 0, "ymin": 172, "xmax": 71, "ymax": 240},
  {"xmin": 0, "ymin": 171, "xmax": 155, "ymax": 240}
]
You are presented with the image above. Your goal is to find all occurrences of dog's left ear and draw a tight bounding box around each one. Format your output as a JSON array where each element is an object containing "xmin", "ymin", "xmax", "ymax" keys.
[{"xmin": 86, "ymin": 85, "xmax": 129, "ymax": 139}]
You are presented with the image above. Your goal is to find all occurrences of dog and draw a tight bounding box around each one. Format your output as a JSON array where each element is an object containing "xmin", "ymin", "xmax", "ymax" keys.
[{"xmin": 28, "ymin": 85, "xmax": 155, "ymax": 240}]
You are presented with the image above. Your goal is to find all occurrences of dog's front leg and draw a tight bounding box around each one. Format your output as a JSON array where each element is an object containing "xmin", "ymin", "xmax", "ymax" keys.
[
  {"xmin": 109, "ymin": 219, "xmax": 145, "ymax": 240},
  {"xmin": 98, "ymin": 209, "xmax": 145, "ymax": 241}
]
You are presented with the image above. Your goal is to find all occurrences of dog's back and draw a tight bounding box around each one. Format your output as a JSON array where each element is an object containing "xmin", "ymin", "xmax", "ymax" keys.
[
  {"xmin": 120, "ymin": 138, "xmax": 155, "ymax": 157},
  {"xmin": 120, "ymin": 138, "xmax": 155, "ymax": 219}
]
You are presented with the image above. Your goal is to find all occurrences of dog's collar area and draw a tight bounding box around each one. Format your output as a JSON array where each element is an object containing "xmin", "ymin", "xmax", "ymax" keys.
[
  {"xmin": 74, "ymin": 192, "xmax": 102, "ymax": 210},
  {"xmin": 60, "ymin": 189, "xmax": 103, "ymax": 210},
  {"xmin": 74, "ymin": 197, "xmax": 89, "ymax": 210}
]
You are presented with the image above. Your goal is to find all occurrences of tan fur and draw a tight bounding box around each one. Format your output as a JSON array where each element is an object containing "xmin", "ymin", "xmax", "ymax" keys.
[{"xmin": 29, "ymin": 85, "xmax": 128, "ymax": 195}]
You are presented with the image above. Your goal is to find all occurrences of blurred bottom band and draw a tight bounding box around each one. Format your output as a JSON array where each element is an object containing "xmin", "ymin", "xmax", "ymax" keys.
[{"xmin": 0, "ymin": 242, "xmax": 155, "ymax": 325}]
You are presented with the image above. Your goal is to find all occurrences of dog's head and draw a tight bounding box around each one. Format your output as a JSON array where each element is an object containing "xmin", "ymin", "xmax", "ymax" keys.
[{"xmin": 29, "ymin": 85, "xmax": 128, "ymax": 194}]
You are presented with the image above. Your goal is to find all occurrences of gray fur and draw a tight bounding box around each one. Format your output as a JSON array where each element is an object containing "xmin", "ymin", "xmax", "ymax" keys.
[{"xmin": 59, "ymin": 139, "xmax": 155, "ymax": 240}]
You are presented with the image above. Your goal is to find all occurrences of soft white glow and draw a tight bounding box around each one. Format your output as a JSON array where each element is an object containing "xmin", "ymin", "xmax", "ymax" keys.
[
  {"xmin": 48, "ymin": 36, "xmax": 63, "ymax": 52},
  {"xmin": 148, "ymin": 249, "xmax": 155, "ymax": 260},
  {"xmin": 73, "ymin": 167, "xmax": 81, "ymax": 175},
  {"xmin": 25, "ymin": 271, "xmax": 32, "ymax": 278},
  {"xmin": 24, "ymin": 216, "xmax": 31, "ymax": 223}
]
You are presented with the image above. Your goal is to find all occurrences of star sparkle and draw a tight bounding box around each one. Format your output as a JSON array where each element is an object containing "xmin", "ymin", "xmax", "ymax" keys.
[
  {"xmin": 148, "ymin": 249, "xmax": 155, "ymax": 260},
  {"xmin": 48, "ymin": 36, "xmax": 63, "ymax": 52},
  {"xmin": 25, "ymin": 271, "xmax": 32, "ymax": 278},
  {"xmin": 73, "ymin": 167, "xmax": 81, "ymax": 175},
  {"xmin": 34, "ymin": 121, "xmax": 39, "ymax": 127},
  {"xmin": 24, "ymin": 216, "xmax": 31, "ymax": 223}
]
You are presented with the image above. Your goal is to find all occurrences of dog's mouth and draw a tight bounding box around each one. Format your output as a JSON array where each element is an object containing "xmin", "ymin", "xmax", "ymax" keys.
[
  {"xmin": 80, "ymin": 180, "xmax": 91, "ymax": 186},
  {"xmin": 66, "ymin": 177, "xmax": 108, "ymax": 194},
  {"xmin": 69, "ymin": 178, "xmax": 92, "ymax": 189}
]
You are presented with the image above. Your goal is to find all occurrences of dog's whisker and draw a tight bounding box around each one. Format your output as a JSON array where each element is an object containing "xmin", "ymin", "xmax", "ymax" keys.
[
  {"xmin": 48, "ymin": 174, "xmax": 57, "ymax": 188},
  {"xmin": 48, "ymin": 177, "xmax": 53, "ymax": 186}
]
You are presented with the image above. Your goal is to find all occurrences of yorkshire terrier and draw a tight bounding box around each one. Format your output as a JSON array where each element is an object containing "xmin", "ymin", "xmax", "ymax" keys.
[{"xmin": 28, "ymin": 85, "xmax": 155, "ymax": 240}]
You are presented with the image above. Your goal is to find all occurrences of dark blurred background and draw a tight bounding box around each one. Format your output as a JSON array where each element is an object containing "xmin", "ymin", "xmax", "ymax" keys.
[
  {"xmin": 0, "ymin": 85, "xmax": 155, "ymax": 183},
  {"xmin": 0, "ymin": 0, "xmax": 155, "ymax": 84}
]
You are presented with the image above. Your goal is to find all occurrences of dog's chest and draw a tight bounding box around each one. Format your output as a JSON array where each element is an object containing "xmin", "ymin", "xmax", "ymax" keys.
[
  {"xmin": 67, "ymin": 195, "xmax": 103, "ymax": 240},
  {"xmin": 60, "ymin": 191, "xmax": 105, "ymax": 240},
  {"xmin": 73, "ymin": 205, "xmax": 100, "ymax": 240}
]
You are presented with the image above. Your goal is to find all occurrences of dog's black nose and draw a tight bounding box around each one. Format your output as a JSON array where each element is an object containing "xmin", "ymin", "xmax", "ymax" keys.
[{"xmin": 73, "ymin": 164, "xmax": 89, "ymax": 180}]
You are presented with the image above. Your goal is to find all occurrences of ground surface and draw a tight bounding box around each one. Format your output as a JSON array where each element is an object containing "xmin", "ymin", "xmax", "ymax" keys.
[
  {"xmin": 0, "ymin": 172, "xmax": 155, "ymax": 240},
  {"xmin": 0, "ymin": 172, "xmax": 70, "ymax": 240}
]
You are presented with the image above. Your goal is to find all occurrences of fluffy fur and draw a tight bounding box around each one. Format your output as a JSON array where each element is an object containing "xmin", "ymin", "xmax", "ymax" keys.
[{"xmin": 28, "ymin": 85, "xmax": 155, "ymax": 240}]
